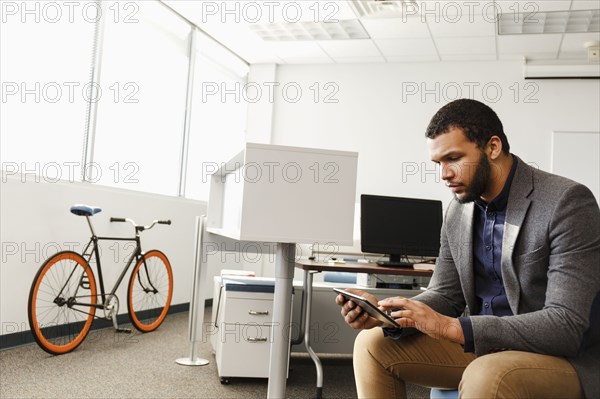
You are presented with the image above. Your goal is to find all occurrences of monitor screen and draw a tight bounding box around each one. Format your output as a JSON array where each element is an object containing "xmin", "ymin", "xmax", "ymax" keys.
[{"xmin": 360, "ymin": 194, "xmax": 443, "ymax": 261}]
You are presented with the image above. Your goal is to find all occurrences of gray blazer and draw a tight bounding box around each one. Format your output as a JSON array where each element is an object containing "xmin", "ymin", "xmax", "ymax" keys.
[{"xmin": 413, "ymin": 156, "xmax": 600, "ymax": 398}]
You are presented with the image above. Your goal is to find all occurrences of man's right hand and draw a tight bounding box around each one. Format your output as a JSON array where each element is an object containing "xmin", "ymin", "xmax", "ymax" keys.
[{"xmin": 335, "ymin": 288, "xmax": 384, "ymax": 330}]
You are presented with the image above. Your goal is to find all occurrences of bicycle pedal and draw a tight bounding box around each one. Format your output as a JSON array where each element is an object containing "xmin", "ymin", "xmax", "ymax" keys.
[{"xmin": 115, "ymin": 328, "xmax": 132, "ymax": 334}]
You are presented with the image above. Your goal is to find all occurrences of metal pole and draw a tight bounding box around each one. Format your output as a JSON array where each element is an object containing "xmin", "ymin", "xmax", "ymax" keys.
[
  {"xmin": 177, "ymin": 27, "xmax": 197, "ymax": 197},
  {"xmin": 176, "ymin": 215, "xmax": 209, "ymax": 366},
  {"xmin": 266, "ymin": 243, "xmax": 295, "ymax": 398},
  {"xmin": 290, "ymin": 270, "xmax": 308, "ymax": 346},
  {"xmin": 81, "ymin": 0, "xmax": 105, "ymax": 182},
  {"xmin": 304, "ymin": 271, "xmax": 324, "ymax": 398}
]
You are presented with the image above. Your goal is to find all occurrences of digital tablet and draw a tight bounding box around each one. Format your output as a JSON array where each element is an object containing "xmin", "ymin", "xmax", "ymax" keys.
[{"xmin": 333, "ymin": 288, "xmax": 401, "ymax": 328}]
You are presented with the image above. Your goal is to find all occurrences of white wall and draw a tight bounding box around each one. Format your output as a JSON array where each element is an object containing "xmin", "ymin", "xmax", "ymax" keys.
[
  {"xmin": 269, "ymin": 61, "xmax": 600, "ymax": 210},
  {"xmin": 0, "ymin": 175, "xmax": 206, "ymax": 336}
]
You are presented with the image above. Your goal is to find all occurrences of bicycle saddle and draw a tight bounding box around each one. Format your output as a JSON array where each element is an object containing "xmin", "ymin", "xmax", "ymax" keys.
[{"xmin": 70, "ymin": 204, "xmax": 102, "ymax": 217}]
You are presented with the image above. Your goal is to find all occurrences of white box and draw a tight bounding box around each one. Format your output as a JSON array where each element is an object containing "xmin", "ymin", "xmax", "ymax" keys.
[
  {"xmin": 356, "ymin": 273, "xmax": 377, "ymax": 288},
  {"xmin": 357, "ymin": 273, "xmax": 431, "ymax": 288},
  {"xmin": 207, "ymin": 143, "xmax": 358, "ymax": 244}
]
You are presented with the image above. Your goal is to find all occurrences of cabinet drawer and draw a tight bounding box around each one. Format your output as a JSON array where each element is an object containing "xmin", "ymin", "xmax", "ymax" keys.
[
  {"xmin": 216, "ymin": 323, "xmax": 272, "ymax": 378},
  {"xmin": 222, "ymin": 296, "xmax": 274, "ymax": 325}
]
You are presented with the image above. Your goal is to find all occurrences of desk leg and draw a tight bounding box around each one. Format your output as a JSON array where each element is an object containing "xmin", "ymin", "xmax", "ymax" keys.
[
  {"xmin": 304, "ymin": 271, "xmax": 324, "ymax": 399},
  {"xmin": 267, "ymin": 243, "xmax": 295, "ymax": 399},
  {"xmin": 290, "ymin": 270, "xmax": 309, "ymax": 346}
]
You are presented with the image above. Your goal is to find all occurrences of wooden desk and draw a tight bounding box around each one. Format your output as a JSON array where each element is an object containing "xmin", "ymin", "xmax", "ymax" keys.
[
  {"xmin": 295, "ymin": 260, "xmax": 434, "ymax": 276},
  {"xmin": 294, "ymin": 259, "xmax": 433, "ymax": 398}
]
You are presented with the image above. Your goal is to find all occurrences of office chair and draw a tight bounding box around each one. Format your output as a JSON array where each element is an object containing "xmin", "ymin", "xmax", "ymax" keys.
[{"xmin": 430, "ymin": 388, "xmax": 459, "ymax": 399}]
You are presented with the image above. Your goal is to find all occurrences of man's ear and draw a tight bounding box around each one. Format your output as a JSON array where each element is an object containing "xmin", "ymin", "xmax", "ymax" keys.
[{"xmin": 488, "ymin": 136, "xmax": 503, "ymax": 160}]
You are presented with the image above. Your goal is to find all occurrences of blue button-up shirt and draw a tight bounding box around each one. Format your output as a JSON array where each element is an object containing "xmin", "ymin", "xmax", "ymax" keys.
[
  {"xmin": 459, "ymin": 156, "xmax": 518, "ymax": 352},
  {"xmin": 384, "ymin": 156, "xmax": 519, "ymax": 345}
]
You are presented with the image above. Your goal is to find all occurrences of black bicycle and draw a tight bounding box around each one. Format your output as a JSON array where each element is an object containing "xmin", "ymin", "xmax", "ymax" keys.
[{"xmin": 27, "ymin": 204, "xmax": 173, "ymax": 355}]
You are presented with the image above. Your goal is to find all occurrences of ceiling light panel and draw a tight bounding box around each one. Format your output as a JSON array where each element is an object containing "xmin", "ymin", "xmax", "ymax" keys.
[
  {"xmin": 349, "ymin": 0, "xmax": 418, "ymax": 18},
  {"xmin": 499, "ymin": 9, "xmax": 600, "ymax": 35},
  {"xmin": 250, "ymin": 19, "xmax": 370, "ymax": 41}
]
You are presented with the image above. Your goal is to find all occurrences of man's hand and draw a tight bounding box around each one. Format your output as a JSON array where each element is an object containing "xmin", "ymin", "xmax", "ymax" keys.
[
  {"xmin": 378, "ymin": 296, "xmax": 464, "ymax": 344},
  {"xmin": 335, "ymin": 289, "xmax": 383, "ymax": 330}
]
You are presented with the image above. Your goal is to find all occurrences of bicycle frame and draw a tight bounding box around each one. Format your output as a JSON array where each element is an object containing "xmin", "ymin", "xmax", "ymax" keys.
[
  {"xmin": 54, "ymin": 214, "xmax": 156, "ymax": 318},
  {"xmin": 76, "ymin": 233, "xmax": 142, "ymax": 312}
]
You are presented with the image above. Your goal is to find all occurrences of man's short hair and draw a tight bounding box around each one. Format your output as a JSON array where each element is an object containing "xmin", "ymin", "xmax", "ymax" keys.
[{"xmin": 425, "ymin": 99, "xmax": 510, "ymax": 154}]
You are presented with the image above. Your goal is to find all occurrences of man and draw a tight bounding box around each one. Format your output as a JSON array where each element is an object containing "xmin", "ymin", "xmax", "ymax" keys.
[{"xmin": 337, "ymin": 99, "xmax": 600, "ymax": 398}]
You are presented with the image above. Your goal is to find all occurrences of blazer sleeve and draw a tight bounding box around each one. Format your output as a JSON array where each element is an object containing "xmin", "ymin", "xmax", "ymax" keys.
[
  {"xmin": 410, "ymin": 201, "xmax": 467, "ymax": 318},
  {"xmin": 469, "ymin": 183, "xmax": 600, "ymax": 357}
]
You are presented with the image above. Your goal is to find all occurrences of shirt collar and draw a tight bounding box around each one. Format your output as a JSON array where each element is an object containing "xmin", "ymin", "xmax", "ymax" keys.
[{"xmin": 475, "ymin": 155, "xmax": 518, "ymax": 212}]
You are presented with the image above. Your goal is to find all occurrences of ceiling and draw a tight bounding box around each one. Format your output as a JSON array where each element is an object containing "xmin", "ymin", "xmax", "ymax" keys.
[{"xmin": 164, "ymin": 0, "xmax": 600, "ymax": 65}]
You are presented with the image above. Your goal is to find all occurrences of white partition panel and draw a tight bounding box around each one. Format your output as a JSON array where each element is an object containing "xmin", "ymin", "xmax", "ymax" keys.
[{"xmin": 207, "ymin": 143, "xmax": 359, "ymax": 245}]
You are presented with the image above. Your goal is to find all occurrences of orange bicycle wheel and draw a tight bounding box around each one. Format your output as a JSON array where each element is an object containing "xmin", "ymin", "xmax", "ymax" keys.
[
  {"xmin": 127, "ymin": 250, "xmax": 173, "ymax": 332},
  {"xmin": 28, "ymin": 251, "xmax": 97, "ymax": 354}
]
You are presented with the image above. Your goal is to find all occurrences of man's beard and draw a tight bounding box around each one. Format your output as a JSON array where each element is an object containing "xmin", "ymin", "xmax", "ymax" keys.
[{"xmin": 457, "ymin": 151, "xmax": 491, "ymax": 204}]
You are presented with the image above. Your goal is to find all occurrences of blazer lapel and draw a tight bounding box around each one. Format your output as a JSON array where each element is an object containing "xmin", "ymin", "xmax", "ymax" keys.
[
  {"xmin": 457, "ymin": 202, "xmax": 477, "ymax": 313},
  {"xmin": 502, "ymin": 157, "xmax": 533, "ymax": 314}
]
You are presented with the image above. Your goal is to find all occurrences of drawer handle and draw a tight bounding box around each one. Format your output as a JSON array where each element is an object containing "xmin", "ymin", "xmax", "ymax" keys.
[
  {"xmin": 247, "ymin": 337, "xmax": 268, "ymax": 343},
  {"xmin": 248, "ymin": 310, "xmax": 269, "ymax": 316}
]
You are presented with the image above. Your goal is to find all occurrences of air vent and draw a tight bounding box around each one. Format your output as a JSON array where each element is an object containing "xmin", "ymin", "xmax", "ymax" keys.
[
  {"xmin": 523, "ymin": 61, "xmax": 600, "ymax": 79},
  {"xmin": 250, "ymin": 19, "xmax": 370, "ymax": 41},
  {"xmin": 349, "ymin": 0, "xmax": 418, "ymax": 18},
  {"xmin": 499, "ymin": 9, "xmax": 600, "ymax": 35}
]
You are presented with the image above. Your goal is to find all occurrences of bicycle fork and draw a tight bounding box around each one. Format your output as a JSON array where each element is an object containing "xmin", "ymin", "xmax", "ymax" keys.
[{"xmin": 137, "ymin": 260, "xmax": 159, "ymax": 294}]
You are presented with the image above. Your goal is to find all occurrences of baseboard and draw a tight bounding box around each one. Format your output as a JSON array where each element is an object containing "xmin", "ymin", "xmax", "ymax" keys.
[{"xmin": 0, "ymin": 301, "xmax": 211, "ymax": 351}]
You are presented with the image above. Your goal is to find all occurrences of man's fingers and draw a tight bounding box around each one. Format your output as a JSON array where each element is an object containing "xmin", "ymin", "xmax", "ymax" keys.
[
  {"xmin": 343, "ymin": 301, "xmax": 356, "ymax": 313},
  {"xmin": 396, "ymin": 318, "xmax": 416, "ymax": 329},
  {"xmin": 379, "ymin": 297, "xmax": 417, "ymax": 310},
  {"xmin": 348, "ymin": 311, "xmax": 369, "ymax": 329},
  {"xmin": 341, "ymin": 301, "xmax": 359, "ymax": 320},
  {"xmin": 345, "ymin": 305, "xmax": 365, "ymax": 322},
  {"xmin": 391, "ymin": 309, "xmax": 411, "ymax": 319},
  {"xmin": 348, "ymin": 306, "xmax": 363, "ymax": 319}
]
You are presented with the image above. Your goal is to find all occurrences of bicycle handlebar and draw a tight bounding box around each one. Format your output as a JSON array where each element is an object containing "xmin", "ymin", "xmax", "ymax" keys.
[
  {"xmin": 110, "ymin": 217, "xmax": 172, "ymax": 232},
  {"xmin": 142, "ymin": 220, "xmax": 172, "ymax": 231}
]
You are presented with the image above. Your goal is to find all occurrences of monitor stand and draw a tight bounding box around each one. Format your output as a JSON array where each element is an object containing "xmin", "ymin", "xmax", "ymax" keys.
[{"xmin": 376, "ymin": 254, "xmax": 413, "ymax": 268}]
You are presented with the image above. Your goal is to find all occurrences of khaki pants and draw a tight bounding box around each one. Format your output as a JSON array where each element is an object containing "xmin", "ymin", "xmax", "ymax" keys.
[{"xmin": 353, "ymin": 328, "xmax": 583, "ymax": 399}]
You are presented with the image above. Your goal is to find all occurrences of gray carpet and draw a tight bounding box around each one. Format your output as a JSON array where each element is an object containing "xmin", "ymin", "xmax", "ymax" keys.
[{"xmin": 0, "ymin": 309, "xmax": 431, "ymax": 398}]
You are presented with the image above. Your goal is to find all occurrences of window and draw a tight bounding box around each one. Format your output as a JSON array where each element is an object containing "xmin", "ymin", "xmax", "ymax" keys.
[
  {"xmin": 91, "ymin": 1, "xmax": 190, "ymax": 195},
  {"xmin": 1, "ymin": 2, "xmax": 95, "ymax": 182},
  {"xmin": 185, "ymin": 33, "xmax": 249, "ymax": 201}
]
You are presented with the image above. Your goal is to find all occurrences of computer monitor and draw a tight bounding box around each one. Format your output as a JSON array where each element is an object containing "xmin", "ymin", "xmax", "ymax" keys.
[{"xmin": 360, "ymin": 194, "xmax": 443, "ymax": 263}]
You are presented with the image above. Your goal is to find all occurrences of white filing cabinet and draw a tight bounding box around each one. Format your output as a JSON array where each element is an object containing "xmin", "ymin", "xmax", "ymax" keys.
[{"xmin": 211, "ymin": 276, "xmax": 291, "ymax": 383}]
